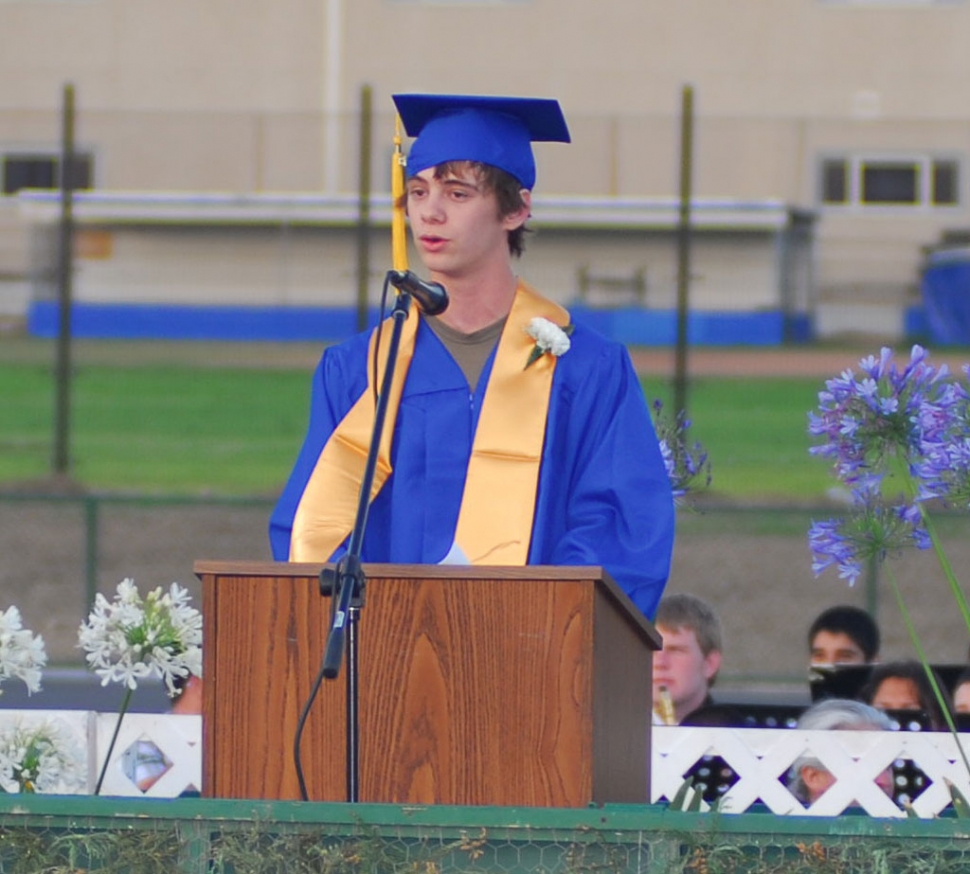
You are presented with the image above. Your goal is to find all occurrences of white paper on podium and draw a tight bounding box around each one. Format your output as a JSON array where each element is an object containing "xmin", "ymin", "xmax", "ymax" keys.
[{"xmin": 439, "ymin": 541, "xmax": 470, "ymax": 565}]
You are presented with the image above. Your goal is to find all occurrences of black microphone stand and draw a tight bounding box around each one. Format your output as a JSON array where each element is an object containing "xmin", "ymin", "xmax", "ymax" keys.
[{"xmin": 317, "ymin": 287, "xmax": 413, "ymax": 803}]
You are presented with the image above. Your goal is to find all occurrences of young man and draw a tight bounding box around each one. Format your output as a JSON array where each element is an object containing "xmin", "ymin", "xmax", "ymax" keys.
[
  {"xmin": 807, "ymin": 605, "xmax": 880, "ymax": 667},
  {"xmin": 652, "ymin": 593, "xmax": 723, "ymax": 724},
  {"xmin": 269, "ymin": 94, "xmax": 675, "ymax": 619}
]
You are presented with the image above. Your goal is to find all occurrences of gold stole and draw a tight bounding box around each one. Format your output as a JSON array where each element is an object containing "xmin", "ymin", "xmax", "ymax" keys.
[{"xmin": 289, "ymin": 281, "xmax": 568, "ymax": 564}]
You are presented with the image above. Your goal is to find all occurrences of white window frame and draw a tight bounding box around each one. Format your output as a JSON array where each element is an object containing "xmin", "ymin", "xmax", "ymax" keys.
[
  {"xmin": 388, "ymin": 1, "xmax": 529, "ymax": 4},
  {"xmin": 818, "ymin": 152, "xmax": 962, "ymax": 211},
  {"xmin": 820, "ymin": 1, "xmax": 964, "ymax": 7}
]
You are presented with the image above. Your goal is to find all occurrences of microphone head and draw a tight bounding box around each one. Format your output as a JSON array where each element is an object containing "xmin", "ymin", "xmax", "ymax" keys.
[
  {"xmin": 388, "ymin": 270, "xmax": 449, "ymax": 316},
  {"xmin": 417, "ymin": 281, "xmax": 449, "ymax": 316}
]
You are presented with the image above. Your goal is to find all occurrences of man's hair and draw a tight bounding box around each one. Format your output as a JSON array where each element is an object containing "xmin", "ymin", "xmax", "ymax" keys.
[
  {"xmin": 859, "ymin": 659, "xmax": 951, "ymax": 729},
  {"xmin": 408, "ymin": 160, "xmax": 531, "ymax": 257},
  {"xmin": 655, "ymin": 593, "xmax": 723, "ymax": 657},
  {"xmin": 789, "ymin": 698, "xmax": 893, "ymax": 802},
  {"xmin": 171, "ymin": 671, "xmax": 195, "ymax": 696},
  {"xmin": 807, "ymin": 605, "xmax": 880, "ymax": 661},
  {"xmin": 796, "ymin": 697, "xmax": 894, "ymax": 732},
  {"xmin": 956, "ymin": 666, "xmax": 970, "ymax": 691}
]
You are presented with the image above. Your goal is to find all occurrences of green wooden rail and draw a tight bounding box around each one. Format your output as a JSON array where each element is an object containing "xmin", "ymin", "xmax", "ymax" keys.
[{"xmin": 0, "ymin": 795, "xmax": 968, "ymax": 873}]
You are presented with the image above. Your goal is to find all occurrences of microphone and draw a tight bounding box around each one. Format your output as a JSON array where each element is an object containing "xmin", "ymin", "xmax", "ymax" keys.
[{"xmin": 387, "ymin": 270, "xmax": 449, "ymax": 316}]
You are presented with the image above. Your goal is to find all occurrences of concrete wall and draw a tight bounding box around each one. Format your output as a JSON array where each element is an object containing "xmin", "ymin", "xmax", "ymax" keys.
[{"xmin": 3, "ymin": 0, "xmax": 968, "ymax": 336}]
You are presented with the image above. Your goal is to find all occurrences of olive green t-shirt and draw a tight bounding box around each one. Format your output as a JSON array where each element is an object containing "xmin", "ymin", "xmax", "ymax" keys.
[{"xmin": 425, "ymin": 315, "xmax": 508, "ymax": 393}]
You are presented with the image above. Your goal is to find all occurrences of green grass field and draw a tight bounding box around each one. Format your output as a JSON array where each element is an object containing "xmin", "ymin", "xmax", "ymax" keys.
[
  {"xmin": 1, "ymin": 341, "xmax": 834, "ymax": 500},
  {"xmin": 643, "ymin": 375, "xmax": 830, "ymax": 501}
]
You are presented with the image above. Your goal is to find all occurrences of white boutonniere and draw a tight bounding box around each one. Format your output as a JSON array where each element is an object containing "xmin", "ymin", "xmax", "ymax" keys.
[{"xmin": 524, "ymin": 317, "xmax": 574, "ymax": 369}]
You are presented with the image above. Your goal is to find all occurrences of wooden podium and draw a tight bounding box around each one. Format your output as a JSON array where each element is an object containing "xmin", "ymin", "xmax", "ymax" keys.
[{"xmin": 195, "ymin": 561, "xmax": 660, "ymax": 807}]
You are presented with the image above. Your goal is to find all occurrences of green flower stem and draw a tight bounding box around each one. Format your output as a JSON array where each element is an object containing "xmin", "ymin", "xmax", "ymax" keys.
[
  {"xmin": 95, "ymin": 686, "xmax": 133, "ymax": 796},
  {"xmin": 897, "ymin": 469, "xmax": 970, "ymax": 634},
  {"xmin": 917, "ymin": 502, "xmax": 970, "ymax": 634},
  {"xmin": 887, "ymin": 565, "xmax": 970, "ymax": 780}
]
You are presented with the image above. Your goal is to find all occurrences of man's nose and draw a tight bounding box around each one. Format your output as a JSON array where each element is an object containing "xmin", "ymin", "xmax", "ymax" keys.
[{"xmin": 420, "ymin": 191, "xmax": 446, "ymax": 222}]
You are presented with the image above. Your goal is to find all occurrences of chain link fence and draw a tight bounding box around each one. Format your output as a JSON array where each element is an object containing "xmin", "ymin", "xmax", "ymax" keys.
[{"xmin": 2, "ymin": 493, "xmax": 969, "ymax": 693}]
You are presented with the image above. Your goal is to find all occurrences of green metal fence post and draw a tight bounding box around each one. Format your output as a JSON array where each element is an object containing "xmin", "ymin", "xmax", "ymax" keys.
[
  {"xmin": 52, "ymin": 82, "xmax": 76, "ymax": 476},
  {"xmin": 177, "ymin": 820, "xmax": 210, "ymax": 874},
  {"xmin": 84, "ymin": 495, "xmax": 99, "ymax": 610}
]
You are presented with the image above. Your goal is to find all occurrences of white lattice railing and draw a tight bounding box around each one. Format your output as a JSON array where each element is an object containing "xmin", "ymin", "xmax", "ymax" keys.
[
  {"xmin": 5, "ymin": 711, "xmax": 970, "ymax": 816},
  {"xmin": 0, "ymin": 711, "xmax": 201, "ymax": 798},
  {"xmin": 652, "ymin": 725, "xmax": 970, "ymax": 818}
]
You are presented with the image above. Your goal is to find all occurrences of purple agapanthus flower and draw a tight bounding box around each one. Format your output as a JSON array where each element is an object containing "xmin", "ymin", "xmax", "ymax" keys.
[
  {"xmin": 652, "ymin": 399, "xmax": 712, "ymax": 501},
  {"xmin": 809, "ymin": 490, "xmax": 930, "ymax": 585},
  {"xmin": 913, "ymin": 366, "xmax": 970, "ymax": 507},
  {"xmin": 808, "ymin": 345, "xmax": 968, "ymax": 580},
  {"xmin": 807, "ymin": 345, "xmax": 955, "ymax": 490},
  {"xmin": 810, "ymin": 350, "xmax": 970, "ymax": 759}
]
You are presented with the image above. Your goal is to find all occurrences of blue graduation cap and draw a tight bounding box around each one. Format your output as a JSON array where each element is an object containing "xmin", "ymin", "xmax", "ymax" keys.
[{"xmin": 392, "ymin": 93, "xmax": 571, "ymax": 190}]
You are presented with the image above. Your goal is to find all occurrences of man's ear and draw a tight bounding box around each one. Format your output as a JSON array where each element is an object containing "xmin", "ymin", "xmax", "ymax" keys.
[
  {"xmin": 702, "ymin": 649, "xmax": 722, "ymax": 683},
  {"xmin": 502, "ymin": 189, "xmax": 531, "ymax": 231},
  {"xmin": 800, "ymin": 765, "xmax": 832, "ymax": 800}
]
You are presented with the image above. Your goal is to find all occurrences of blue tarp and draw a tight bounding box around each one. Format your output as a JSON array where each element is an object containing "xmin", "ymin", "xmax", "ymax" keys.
[
  {"xmin": 29, "ymin": 301, "xmax": 815, "ymax": 346},
  {"xmin": 921, "ymin": 248, "xmax": 970, "ymax": 345}
]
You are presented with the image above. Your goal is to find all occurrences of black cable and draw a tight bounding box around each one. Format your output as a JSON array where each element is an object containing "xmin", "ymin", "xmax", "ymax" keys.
[
  {"xmin": 292, "ymin": 562, "xmax": 344, "ymax": 802},
  {"xmin": 292, "ymin": 282, "xmax": 390, "ymax": 802},
  {"xmin": 292, "ymin": 278, "xmax": 397, "ymax": 802},
  {"xmin": 292, "ymin": 644, "xmax": 329, "ymax": 802},
  {"xmin": 371, "ymin": 274, "xmax": 393, "ymax": 407}
]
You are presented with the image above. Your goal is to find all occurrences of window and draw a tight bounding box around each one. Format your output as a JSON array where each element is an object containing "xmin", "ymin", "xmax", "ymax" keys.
[
  {"xmin": 820, "ymin": 1, "xmax": 963, "ymax": 6},
  {"xmin": 862, "ymin": 162, "xmax": 917, "ymax": 204},
  {"xmin": 821, "ymin": 159, "xmax": 847, "ymax": 204},
  {"xmin": 819, "ymin": 155, "xmax": 960, "ymax": 208},
  {"xmin": 1, "ymin": 152, "xmax": 93, "ymax": 196},
  {"xmin": 388, "ymin": 0, "xmax": 528, "ymax": 4},
  {"xmin": 933, "ymin": 161, "xmax": 958, "ymax": 204}
]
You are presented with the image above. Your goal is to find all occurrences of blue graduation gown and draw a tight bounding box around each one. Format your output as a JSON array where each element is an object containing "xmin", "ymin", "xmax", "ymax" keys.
[{"xmin": 269, "ymin": 316, "xmax": 674, "ymax": 620}]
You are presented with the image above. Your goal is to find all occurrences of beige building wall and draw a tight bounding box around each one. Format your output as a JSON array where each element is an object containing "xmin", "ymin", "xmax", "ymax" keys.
[
  {"xmin": 18, "ymin": 195, "xmax": 798, "ymax": 318},
  {"xmin": 3, "ymin": 0, "xmax": 969, "ymax": 330},
  {"xmin": 70, "ymin": 226, "xmax": 356, "ymax": 308}
]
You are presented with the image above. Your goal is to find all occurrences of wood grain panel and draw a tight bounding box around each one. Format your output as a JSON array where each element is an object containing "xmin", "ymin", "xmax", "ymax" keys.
[
  {"xmin": 199, "ymin": 562, "xmax": 658, "ymax": 807},
  {"xmin": 203, "ymin": 571, "xmax": 346, "ymax": 800},
  {"xmin": 358, "ymin": 575, "xmax": 591, "ymax": 806}
]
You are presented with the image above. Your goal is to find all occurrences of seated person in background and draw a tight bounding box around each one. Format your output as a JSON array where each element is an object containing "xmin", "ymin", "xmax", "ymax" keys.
[
  {"xmin": 122, "ymin": 671, "xmax": 202, "ymax": 793},
  {"xmin": 808, "ymin": 605, "xmax": 880, "ymax": 667},
  {"xmin": 171, "ymin": 672, "xmax": 203, "ymax": 715},
  {"xmin": 789, "ymin": 698, "xmax": 894, "ymax": 806},
  {"xmin": 859, "ymin": 660, "xmax": 951, "ymax": 731},
  {"xmin": 953, "ymin": 668, "xmax": 970, "ymax": 714},
  {"xmin": 652, "ymin": 593, "xmax": 723, "ymax": 725}
]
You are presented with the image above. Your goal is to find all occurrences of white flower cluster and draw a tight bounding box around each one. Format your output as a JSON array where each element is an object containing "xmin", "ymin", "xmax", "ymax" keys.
[
  {"xmin": 525, "ymin": 317, "xmax": 572, "ymax": 357},
  {"xmin": 78, "ymin": 579, "xmax": 202, "ymax": 695},
  {"xmin": 0, "ymin": 606, "xmax": 47, "ymax": 696},
  {"xmin": 0, "ymin": 717, "xmax": 86, "ymax": 794}
]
